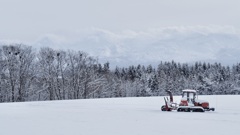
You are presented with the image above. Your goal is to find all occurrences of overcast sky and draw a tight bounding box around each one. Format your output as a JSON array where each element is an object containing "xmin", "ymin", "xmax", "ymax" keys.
[
  {"xmin": 1, "ymin": 0, "xmax": 239, "ymax": 41},
  {"xmin": 1, "ymin": 0, "xmax": 240, "ymax": 67}
]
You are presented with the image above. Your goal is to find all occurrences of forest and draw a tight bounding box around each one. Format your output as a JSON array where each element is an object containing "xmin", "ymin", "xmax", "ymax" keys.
[{"xmin": 0, "ymin": 44, "xmax": 240, "ymax": 103}]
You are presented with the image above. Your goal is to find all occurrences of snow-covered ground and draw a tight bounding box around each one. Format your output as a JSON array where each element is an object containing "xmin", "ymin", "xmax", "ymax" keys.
[{"xmin": 0, "ymin": 95, "xmax": 239, "ymax": 135}]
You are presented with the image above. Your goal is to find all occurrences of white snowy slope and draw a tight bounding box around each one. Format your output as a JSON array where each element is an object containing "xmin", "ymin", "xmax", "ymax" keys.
[{"xmin": 0, "ymin": 95, "xmax": 239, "ymax": 135}]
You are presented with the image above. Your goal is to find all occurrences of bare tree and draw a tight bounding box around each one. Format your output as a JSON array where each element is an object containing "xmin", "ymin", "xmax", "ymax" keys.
[
  {"xmin": 56, "ymin": 50, "xmax": 68, "ymax": 100},
  {"xmin": 2, "ymin": 45, "xmax": 21, "ymax": 102},
  {"xmin": 38, "ymin": 47, "xmax": 56, "ymax": 100},
  {"xmin": 16, "ymin": 45, "xmax": 35, "ymax": 101}
]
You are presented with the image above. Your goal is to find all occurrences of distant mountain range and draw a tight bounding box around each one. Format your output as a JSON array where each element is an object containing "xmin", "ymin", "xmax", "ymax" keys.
[{"xmin": 2, "ymin": 26, "xmax": 240, "ymax": 68}]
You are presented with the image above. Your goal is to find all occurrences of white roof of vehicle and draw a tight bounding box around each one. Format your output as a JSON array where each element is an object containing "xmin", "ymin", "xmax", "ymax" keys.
[{"xmin": 182, "ymin": 89, "xmax": 197, "ymax": 93}]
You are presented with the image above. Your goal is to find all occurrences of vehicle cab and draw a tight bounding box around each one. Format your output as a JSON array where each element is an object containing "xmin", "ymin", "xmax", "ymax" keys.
[{"xmin": 180, "ymin": 89, "xmax": 197, "ymax": 106}]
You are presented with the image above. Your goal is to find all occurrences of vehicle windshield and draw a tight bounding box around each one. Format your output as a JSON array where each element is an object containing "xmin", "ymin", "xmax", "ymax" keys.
[
  {"xmin": 189, "ymin": 93, "xmax": 194, "ymax": 99},
  {"xmin": 183, "ymin": 92, "xmax": 187, "ymax": 98},
  {"xmin": 182, "ymin": 92, "xmax": 196, "ymax": 101}
]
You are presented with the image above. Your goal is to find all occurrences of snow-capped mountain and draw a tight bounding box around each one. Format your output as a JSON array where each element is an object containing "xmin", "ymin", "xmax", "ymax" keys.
[{"xmin": 4, "ymin": 26, "xmax": 240, "ymax": 68}]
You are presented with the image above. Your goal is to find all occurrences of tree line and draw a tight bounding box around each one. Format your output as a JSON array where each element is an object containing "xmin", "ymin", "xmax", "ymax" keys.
[{"xmin": 0, "ymin": 44, "xmax": 239, "ymax": 103}]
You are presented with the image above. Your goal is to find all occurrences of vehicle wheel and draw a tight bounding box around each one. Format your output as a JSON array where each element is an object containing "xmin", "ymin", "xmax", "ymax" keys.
[{"xmin": 161, "ymin": 105, "xmax": 166, "ymax": 111}]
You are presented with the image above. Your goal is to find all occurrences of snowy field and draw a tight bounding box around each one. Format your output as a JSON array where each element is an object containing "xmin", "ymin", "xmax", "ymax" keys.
[{"xmin": 0, "ymin": 95, "xmax": 240, "ymax": 135}]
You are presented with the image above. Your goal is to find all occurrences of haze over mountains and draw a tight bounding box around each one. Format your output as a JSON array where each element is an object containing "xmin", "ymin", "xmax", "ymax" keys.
[
  {"xmin": 1, "ymin": 26, "xmax": 240, "ymax": 68},
  {"xmin": 1, "ymin": 0, "xmax": 240, "ymax": 68},
  {"xmin": 22, "ymin": 26, "xmax": 240, "ymax": 68}
]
